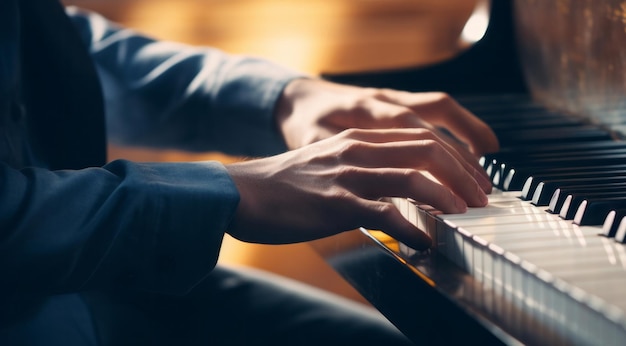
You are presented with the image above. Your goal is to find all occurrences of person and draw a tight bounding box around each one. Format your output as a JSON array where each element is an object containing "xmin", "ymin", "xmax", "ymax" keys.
[{"xmin": 0, "ymin": 0, "xmax": 499, "ymax": 345}]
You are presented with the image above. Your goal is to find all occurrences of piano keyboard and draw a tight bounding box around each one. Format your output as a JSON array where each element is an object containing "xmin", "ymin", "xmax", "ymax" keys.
[{"xmin": 392, "ymin": 95, "xmax": 626, "ymax": 345}]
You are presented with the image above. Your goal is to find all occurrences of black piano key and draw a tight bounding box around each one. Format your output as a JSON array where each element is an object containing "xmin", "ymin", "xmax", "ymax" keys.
[
  {"xmin": 560, "ymin": 193, "xmax": 626, "ymax": 220},
  {"xmin": 548, "ymin": 183, "xmax": 626, "ymax": 214},
  {"xmin": 476, "ymin": 108, "xmax": 561, "ymax": 120},
  {"xmin": 601, "ymin": 208, "xmax": 626, "ymax": 237},
  {"xmin": 459, "ymin": 94, "xmax": 534, "ymax": 110},
  {"xmin": 521, "ymin": 176, "xmax": 626, "ymax": 201},
  {"xmin": 497, "ymin": 126, "xmax": 612, "ymax": 147},
  {"xmin": 501, "ymin": 164, "xmax": 626, "ymax": 191},
  {"xmin": 559, "ymin": 193, "xmax": 624, "ymax": 220},
  {"xmin": 492, "ymin": 139, "xmax": 626, "ymax": 156},
  {"xmin": 498, "ymin": 153, "xmax": 626, "ymax": 185},
  {"xmin": 527, "ymin": 171, "xmax": 626, "ymax": 205},
  {"xmin": 468, "ymin": 104, "xmax": 555, "ymax": 119},
  {"xmin": 492, "ymin": 147, "xmax": 626, "ymax": 172},
  {"xmin": 614, "ymin": 217, "xmax": 626, "ymax": 243},
  {"xmin": 490, "ymin": 147, "xmax": 626, "ymax": 172},
  {"xmin": 485, "ymin": 142, "xmax": 626, "ymax": 172},
  {"xmin": 489, "ymin": 116, "xmax": 582, "ymax": 132},
  {"xmin": 573, "ymin": 197, "xmax": 626, "ymax": 225}
]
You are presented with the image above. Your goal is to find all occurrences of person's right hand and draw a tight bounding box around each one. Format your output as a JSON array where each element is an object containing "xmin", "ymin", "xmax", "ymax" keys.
[{"xmin": 225, "ymin": 127, "xmax": 491, "ymax": 250}]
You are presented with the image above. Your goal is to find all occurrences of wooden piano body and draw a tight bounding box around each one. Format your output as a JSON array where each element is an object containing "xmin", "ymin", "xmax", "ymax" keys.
[{"xmin": 312, "ymin": 0, "xmax": 626, "ymax": 344}]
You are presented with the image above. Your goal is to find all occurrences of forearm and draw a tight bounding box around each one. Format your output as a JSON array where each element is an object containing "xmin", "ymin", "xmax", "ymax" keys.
[
  {"xmin": 66, "ymin": 6, "xmax": 306, "ymax": 157},
  {"xmin": 0, "ymin": 160, "xmax": 238, "ymax": 296}
]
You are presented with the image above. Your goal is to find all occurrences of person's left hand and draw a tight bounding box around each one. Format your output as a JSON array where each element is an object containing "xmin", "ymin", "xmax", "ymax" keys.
[{"xmin": 275, "ymin": 78, "xmax": 499, "ymax": 189}]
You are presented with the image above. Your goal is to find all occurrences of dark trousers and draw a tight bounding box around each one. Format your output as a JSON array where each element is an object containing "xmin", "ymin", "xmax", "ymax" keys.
[{"xmin": 0, "ymin": 265, "xmax": 414, "ymax": 346}]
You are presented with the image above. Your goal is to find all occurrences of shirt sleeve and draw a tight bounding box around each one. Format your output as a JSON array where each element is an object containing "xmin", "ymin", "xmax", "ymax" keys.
[
  {"xmin": 65, "ymin": 6, "xmax": 307, "ymax": 157},
  {"xmin": 0, "ymin": 159, "xmax": 239, "ymax": 296}
]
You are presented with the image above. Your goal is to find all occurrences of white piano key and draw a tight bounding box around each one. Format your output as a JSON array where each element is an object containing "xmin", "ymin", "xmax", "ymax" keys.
[
  {"xmin": 396, "ymin": 190, "xmax": 626, "ymax": 344},
  {"xmin": 614, "ymin": 216, "xmax": 626, "ymax": 243},
  {"xmin": 442, "ymin": 205, "xmax": 545, "ymax": 220}
]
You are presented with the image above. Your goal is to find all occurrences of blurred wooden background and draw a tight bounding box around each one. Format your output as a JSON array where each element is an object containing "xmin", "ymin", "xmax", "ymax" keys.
[{"xmin": 61, "ymin": 0, "xmax": 480, "ymax": 303}]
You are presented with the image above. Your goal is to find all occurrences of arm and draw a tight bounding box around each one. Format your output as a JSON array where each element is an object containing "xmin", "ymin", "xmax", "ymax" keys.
[
  {"xmin": 65, "ymin": 6, "xmax": 306, "ymax": 157},
  {"xmin": 0, "ymin": 160, "xmax": 238, "ymax": 296},
  {"xmin": 64, "ymin": 8, "xmax": 499, "ymax": 252},
  {"xmin": 2, "ymin": 5, "xmax": 497, "ymax": 298},
  {"xmin": 224, "ymin": 81, "xmax": 501, "ymax": 250}
]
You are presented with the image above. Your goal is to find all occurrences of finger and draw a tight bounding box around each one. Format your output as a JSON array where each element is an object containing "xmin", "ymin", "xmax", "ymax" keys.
[
  {"xmin": 429, "ymin": 127, "xmax": 493, "ymax": 193},
  {"xmin": 335, "ymin": 139, "xmax": 489, "ymax": 205},
  {"xmin": 334, "ymin": 100, "xmax": 487, "ymax": 170},
  {"xmin": 358, "ymin": 198, "xmax": 432, "ymax": 250},
  {"xmin": 349, "ymin": 103, "xmax": 494, "ymax": 188},
  {"xmin": 372, "ymin": 90, "xmax": 500, "ymax": 155},
  {"xmin": 339, "ymin": 128, "xmax": 492, "ymax": 193},
  {"xmin": 335, "ymin": 167, "xmax": 469, "ymax": 213}
]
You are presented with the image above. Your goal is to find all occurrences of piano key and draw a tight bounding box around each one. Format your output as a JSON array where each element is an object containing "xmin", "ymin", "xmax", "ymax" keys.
[
  {"xmin": 459, "ymin": 97, "xmax": 539, "ymax": 114},
  {"xmin": 535, "ymin": 186, "xmax": 626, "ymax": 209},
  {"xmin": 521, "ymin": 171, "xmax": 626, "ymax": 203},
  {"xmin": 479, "ymin": 109, "xmax": 566, "ymax": 121},
  {"xmin": 574, "ymin": 197, "xmax": 626, "ymax": 225},
  {"xmin": 526, "ymin": 176, "xmax": 626, "ymax": 205},
  {"xmin": 496, "ymin": 126, "xmax": 612, "ymax": 147},
  {"xmin": 559, "ymin": 193, "xmax": 623, "ymax": 220},
  {"xmin": 502, "ymin": 164, "xmax": 626, "ymax": 191},
  {"xmin": 489, "ymin": 140, "xmax": 626, "ymax": 157},
  {"xmin": 399, "ymin": 127, "xmax": 626, "ymax": 345},
  {"xmin": 490, "ymin": 147, "xmax": 626, "ymax": 172},
  {"xmin": 455, "ymin": 204, "xmax": 617, "ymax": 252},
  {"xmin": 485, "ymin": 142, "xmax": 626, "ymax": 172},
  {"xmin": 601, "ymin": 209, "xmax": 626, "ymax": 238},
  {"xmin": 548, "ymin": 184, "xmax": 626, "ymax": 214},
  {"xmin": 441, "ymin": 214, "xmax": 626, "ymax": 304},
  {"xmin": 438, "ymin": 220, "xmax": 622, "ymax": 312},
  {"xmin": 489, "ymin": 117, "xmax": 583, "ymax": 132},
  {"xmin": 614, "ymin": 217, "xmax": 626, "ymax": 243},
  {"xmin": 497, "ymin": 154, "xmax": 626, "ymax": 184},
  {"xmin": 386, "ymin": 89, "xmax": 626, "ymax": 343}
]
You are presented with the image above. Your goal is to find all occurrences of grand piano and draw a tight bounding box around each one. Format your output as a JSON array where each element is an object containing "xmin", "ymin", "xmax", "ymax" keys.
[{"xmin": 311, "ymin": 0, "xmax": 626, "ymax": 344}]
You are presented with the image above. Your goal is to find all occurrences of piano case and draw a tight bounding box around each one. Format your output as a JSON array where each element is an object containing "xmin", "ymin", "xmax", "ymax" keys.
[{"xmin": 313, "ymin": 0, "xmax": 626, "ymax": 344}]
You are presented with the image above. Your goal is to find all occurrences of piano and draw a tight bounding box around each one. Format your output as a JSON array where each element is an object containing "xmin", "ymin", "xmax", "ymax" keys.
[{"xmin": 311, "ymin": 0, "xmax": 626, "ymax": 345}]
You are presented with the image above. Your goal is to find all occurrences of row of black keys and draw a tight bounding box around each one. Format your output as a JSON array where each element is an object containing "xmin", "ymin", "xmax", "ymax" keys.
[{"xmin": 458, "ymin": 95, "xmax": 626, "ymax": 242}]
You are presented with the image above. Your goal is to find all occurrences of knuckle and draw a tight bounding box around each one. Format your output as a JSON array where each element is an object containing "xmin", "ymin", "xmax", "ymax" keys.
[
  {"xmin": 420, "ymin": 139, "xmax": 444, "ymax": 158},
  {"xmin": 336, "ymin": 138, "xmax": 364, "ymax": 159},
  {"xmin": 424, "ymin": 92, "xmax": 455, "ymax": 110},
  {"xmin": 339, "ymin": 128, "xmax": 361, "ymax": 138},
  {"xmin": 364, "ymin": 87, "xmax": 383, "ymax": 98},
  {"xmin": 346, "ymin": 96, "xmax": 371, "ymax": 113},
  {"xmin": 391, "ymin": 107, "xmax": 415, "ymax": 122},
  {"xmin": 402, "ymin": 168, "xmax": 422, "ymax": 185},
  {"xmin": 374, "ymin": 202, "xmax": 398, "ymax": 219},
  {"xmin": 334, "ymin": 165, "xmax": 361, "ymax": 182},
  {"xmin": 431, "ymin": 91, "xmax": 452, "ymax": 104},
  {"xmin": 324, "ymin": 187, "xmax": 354, "ymax": 203},
  {"xmin": 414, "ymin": 127, "xmax": 436, "ymax": 139}
]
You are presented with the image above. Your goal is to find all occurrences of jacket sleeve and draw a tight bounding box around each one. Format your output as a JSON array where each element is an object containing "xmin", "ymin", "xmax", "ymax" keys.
[
  {"xmin": 0, "ymin": 159, "xmax": 239, "ymax": 296},
  {"xmin": 65, "ymin": 6, "xmax": 307, "ymax": 157}
]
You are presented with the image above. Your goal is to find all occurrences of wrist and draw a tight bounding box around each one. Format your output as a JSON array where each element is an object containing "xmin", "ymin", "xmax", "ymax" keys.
[{"xmin": 275, "ymin": 77, "xmax": 312, "ymax": 124}]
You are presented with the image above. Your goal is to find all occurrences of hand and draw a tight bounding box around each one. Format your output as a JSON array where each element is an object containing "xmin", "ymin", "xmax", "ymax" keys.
[
  {"xmin": 275, "ymin": 78, "xmax": 499, "ymax": 189},
  {"xmin": 225, "ymin": 128, "xmax": 492, "ymax": 250}
]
